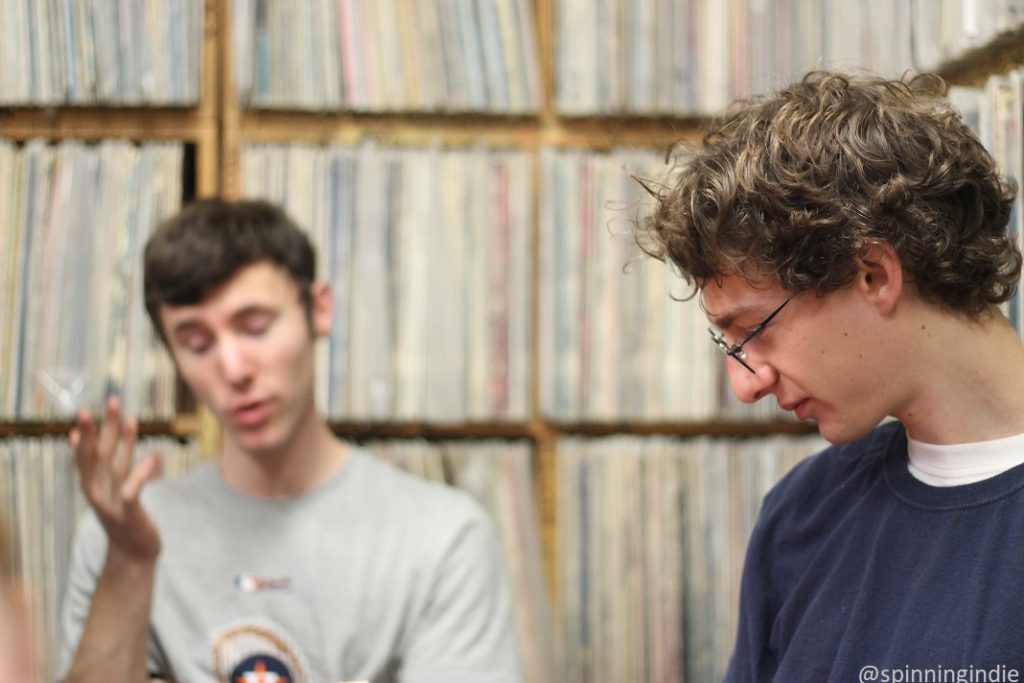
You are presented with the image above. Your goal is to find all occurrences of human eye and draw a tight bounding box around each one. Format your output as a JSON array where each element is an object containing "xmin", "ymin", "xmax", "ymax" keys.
[
  {"xmin": 742, "ymin": 317, "xmax": 780, "ymax": 346},
  {"xmin": 738, "ymin": 324, "xmax": 768, "ymax": 345},
  {"xmin": 734, "ymin": 323, "xmax": 757, "ymax": 339},
  {"xmin": 727, "ymin": 322, "xmax": 760, "ymax": 344},
  {"xmin": 239, "ymin": 311, "xmax": 276, "ymax": 336},
  {"xmin": 178, "ymin": 332, "xmax": 213, "ymax": 354}
]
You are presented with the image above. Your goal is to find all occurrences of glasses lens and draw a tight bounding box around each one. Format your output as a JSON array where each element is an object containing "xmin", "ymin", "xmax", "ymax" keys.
[
  {"xmin": 709, "ymin": 328, "xmax": 730, "ymax": 352},
  {"xmin": 709, "ymin": 328, "xmax": 755, "ymax": 373}
]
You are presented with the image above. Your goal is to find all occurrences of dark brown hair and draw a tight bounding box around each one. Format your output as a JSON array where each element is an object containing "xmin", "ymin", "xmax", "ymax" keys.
[
  {"xmin": 637, "ymin": 71, "xmax": 1021, "ymax": 315},
  {"xmin": 144, "ymin": 198, "xmax": 316, "ymax": 340}
]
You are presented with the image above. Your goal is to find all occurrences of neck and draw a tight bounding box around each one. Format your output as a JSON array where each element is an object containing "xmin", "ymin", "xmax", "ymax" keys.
[
  {"xmin": 895, "ymin": 307, "xmax": 1024, "ymax": 444},
  {"xmin": 219, "ymin": 404, "xmax": 347, "ymax": 499}
]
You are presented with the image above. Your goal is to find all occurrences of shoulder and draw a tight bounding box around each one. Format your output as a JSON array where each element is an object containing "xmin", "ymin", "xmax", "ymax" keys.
[
  {"xmin": 346, "ymin": 448, "xmax": 494, "ymax": 533},
  {"xmin": 336, "ymin": 449, "xmax": 504, "ymax": 590}
]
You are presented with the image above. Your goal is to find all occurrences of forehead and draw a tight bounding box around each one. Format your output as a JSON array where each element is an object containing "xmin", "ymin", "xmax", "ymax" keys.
[
  {"xmin": 159, "ymin": 261, "xmax": 300, "ymax": 329},
  {"xmin": 700, "ymin": 274, "xmax": 788, "ymax": 325}
]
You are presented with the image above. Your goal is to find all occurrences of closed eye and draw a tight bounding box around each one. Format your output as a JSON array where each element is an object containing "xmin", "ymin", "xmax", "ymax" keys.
[
  {"xmin": 741, "ymin": 322, "xmax": 768, "ymax": 342},
  {"xmin": 237, "ymin": 311, "xmax": 276, "ymax": 336},
  {"xmin": 716, "ymin": 326, "xmax": 752, "ymax": 347},
  {"xmin": 179, "ymin": 333, "xmax": 213, "ymax": 354}
]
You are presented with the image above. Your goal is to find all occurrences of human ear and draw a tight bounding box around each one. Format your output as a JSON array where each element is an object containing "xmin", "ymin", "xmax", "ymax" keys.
[
  {"xmin": 309, "ymin": 281, "xmax": 333, "ymax": 338},
  {"xmin": 855, "ymin": 241, "xmax": 903, "ymax": 315}
]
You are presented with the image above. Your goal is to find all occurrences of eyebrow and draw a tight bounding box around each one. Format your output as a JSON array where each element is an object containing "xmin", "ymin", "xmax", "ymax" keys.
[{"xmin": 706, "ymin": 305, "xmax": 761, "ymax": 331}]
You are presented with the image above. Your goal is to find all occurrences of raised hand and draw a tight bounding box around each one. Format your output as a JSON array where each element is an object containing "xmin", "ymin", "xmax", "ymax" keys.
[{"xmin": 69, "ymin": 397, "xmax": 164, "ymax": 562}]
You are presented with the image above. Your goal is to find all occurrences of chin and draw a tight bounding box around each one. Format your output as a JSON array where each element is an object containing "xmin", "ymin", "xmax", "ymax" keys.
[
  {"xmin": 243, "ymin": 437, "xmax": 288, "ymax": 459},
  {"xmin": 231, "ymin": 425, "xmax": 286, "ymax": 457},
  {"xmin": 815, "ymin": 417, "xmax": 881, "ymax": 446}
]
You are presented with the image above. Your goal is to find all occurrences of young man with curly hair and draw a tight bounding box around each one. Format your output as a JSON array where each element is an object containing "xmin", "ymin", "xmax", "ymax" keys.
[
  {"xmin": 639, "ymin": 72, "xmax": 1024, "ymax": 681},
  {"xmin": 57, "ymin": 200, "xmax": 521, "ymax": 683}
]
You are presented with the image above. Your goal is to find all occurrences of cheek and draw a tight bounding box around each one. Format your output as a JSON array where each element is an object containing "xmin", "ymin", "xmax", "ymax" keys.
[
  {"xmin": 174, "ymin": 356, "xmax": 217, "ymax": 398},
  {"xmin": 268, "ymin": 330, "xmax": 316, "ymax": 377},
  {"xmin": 177, "ymin": 352, "xmax": 221, "ymax": 385},
  {"xmin": 785, "ymin": 306, "xmax": 865, "ymax": 371}
]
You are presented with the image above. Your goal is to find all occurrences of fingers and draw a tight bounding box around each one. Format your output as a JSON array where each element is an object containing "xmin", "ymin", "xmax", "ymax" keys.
[
  {"xmin": 71, "ymin": 396, "xmax": 140, "ymax": 502},
  {"xmin": 71, "ymin": 409, "xmax": 98, "ymax": 481},
  {"xmin": 122, "ymin": 453, "xmax": 164, "ymax": 502},
  {"xmin": 112, "ymin": 416, "xmax": 139, "ymax": 483},
  {"xmin": 95, "ymin": 396, "xmax": 123, "ymax": 469}
]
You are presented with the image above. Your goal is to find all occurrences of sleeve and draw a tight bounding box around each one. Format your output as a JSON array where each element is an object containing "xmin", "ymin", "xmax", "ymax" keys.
[
  {"xmin": 399, "ymin": 500, "xmax": 522, "ymax": 683},
  {"xmin": 54, "ymin": 511, "xmax": 169, "ymax": 681}
]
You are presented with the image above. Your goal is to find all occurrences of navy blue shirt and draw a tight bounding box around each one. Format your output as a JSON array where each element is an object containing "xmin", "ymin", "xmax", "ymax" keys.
[{"xmin": 725, "ymin": 421, "xmax": 1024, "ymax": 682}]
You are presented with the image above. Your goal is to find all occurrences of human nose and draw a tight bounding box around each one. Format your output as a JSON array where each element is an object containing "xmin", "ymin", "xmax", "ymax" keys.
[
  {"xmin": 216, "ymin": 336, "xmax": 253, "ymax": 385},
  {"xmin": 724, "ymin": 355, "xmax": 777, "ymax": 403}
]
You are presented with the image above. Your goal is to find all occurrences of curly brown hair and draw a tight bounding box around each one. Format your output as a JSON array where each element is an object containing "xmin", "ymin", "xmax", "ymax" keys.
[{"xmin": 637, "ymin": 71, "xmax": 1021, "ymax": 315}]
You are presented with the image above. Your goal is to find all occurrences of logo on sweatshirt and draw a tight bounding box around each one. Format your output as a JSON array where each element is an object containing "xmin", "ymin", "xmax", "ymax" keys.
[
  {"xmin": 231, "ymin": 655, "xmax": 292, "ymax": 682},
  {"xmin": 233, "ymin": 573, "xmax": 292, "ymax": 592}
]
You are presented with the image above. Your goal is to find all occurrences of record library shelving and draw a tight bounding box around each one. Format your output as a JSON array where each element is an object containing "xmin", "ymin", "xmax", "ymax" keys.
[
  {"xmin": 5, "ymin": 1, "xmax": 1024, "ymax": 681},
  {"xmin": 0, "ymin": 1, "xmax": 221, "ymax": 454},
  {"xmin": 212, "ymin": 0, "xmax": 1024, "ymax": 605},
  {"xmin": 214, "ymin": 0, "xmax": 766, "ymax": 603},
  {"xmin": 0, "ymin": 3, "xmax": 219, "ymax": 678}
]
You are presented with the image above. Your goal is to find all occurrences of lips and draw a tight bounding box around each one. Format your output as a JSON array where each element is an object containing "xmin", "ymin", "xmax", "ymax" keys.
[
  {"xmin": 231, "ymin": 399, "xmax": 272, "ymax": 427},
  {"xmin": 782, "ymin": 398, "xmax": 812, "ymax": 420},
  {"xmin": 793, "ymin": 399, "xmax": 812, "ymax": 420}
]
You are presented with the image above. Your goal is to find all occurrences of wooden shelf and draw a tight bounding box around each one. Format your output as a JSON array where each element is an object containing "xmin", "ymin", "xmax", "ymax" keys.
[
  {"xmin": 331, "ymin": 420, "xmax": 536, "ymax": 440},
  {"xmin": 938, "ymin": 26, "xmax": 1024, "ymax": 86},
  {"xmin": 0, "ymin": 414, "xmax": 200, "ymax": 439},
  {"xmin": 327, "ymin": 417, "xmax": 813, "ymax": 440},
  {"xmin": 545, "ymin": 418, "xmax": 818, "ymax": 438},
  {"xmin": 539, "ymin": 115, "xmax": 705, "ymax": 148},
  {"xmin": 233, "ymin": 109, "xmax": 703, "ymax": 149},
  {"xmin": 235, "ymin": 110, "xmax": 544, "ymax": 148},
  {"xmin": 0, "ymin": 107, "xmax": 213, "ymax": 142}
]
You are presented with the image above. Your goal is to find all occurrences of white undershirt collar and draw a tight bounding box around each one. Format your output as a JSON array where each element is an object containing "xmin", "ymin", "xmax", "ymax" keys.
[{"xmin": 907, "ymin": 431, "xmax": 1024, "ymax": 487}]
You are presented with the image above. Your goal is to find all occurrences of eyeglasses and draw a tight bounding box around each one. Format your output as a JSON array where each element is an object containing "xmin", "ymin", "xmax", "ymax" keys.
[{"xmin": 708, "ymin": 297, "xmax": 792, "ymax": 374}]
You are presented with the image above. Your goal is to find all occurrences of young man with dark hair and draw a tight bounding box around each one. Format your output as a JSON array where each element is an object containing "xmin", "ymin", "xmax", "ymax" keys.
[
  {"xmin": 58, "ymin": 199, "xmax": 521, "ymax": 683},
  {"xmin": 639, "ymin": 72, "xmax": 1024, "ymax": 681}
]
